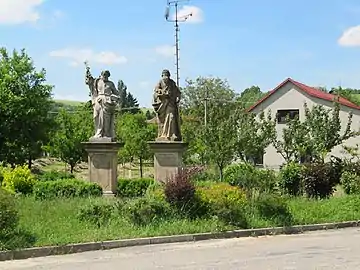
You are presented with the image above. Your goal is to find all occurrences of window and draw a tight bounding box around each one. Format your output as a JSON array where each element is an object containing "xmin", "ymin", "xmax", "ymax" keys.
[{"xmin": 277, "ymin": 109, "xmax": 299, "ymax": 124}]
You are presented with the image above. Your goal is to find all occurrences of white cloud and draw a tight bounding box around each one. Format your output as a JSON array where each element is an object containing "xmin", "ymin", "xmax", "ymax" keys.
[
  {"xmin": 338, "ymin": 25, "xmax": 360, "ymax": 46},
  {"xmin": 0, "ymin": 0, "xmax": 44, "ymax": 25},
  {"xmin": 172, "ymin": 5, "xmax": 204, "ymax": 24},
  {"xmin": 49, "ymin": 48, "xmax": 128, "ymax": 66},
  {"xmin": 155, "ymin": 45, "xmax": 175, "ymax": 58}
]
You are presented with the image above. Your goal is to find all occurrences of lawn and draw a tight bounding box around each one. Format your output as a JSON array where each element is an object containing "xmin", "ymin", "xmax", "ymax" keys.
[{"xmin": 14, "ymin": 194, "xmax": 360, "ymax": 247}]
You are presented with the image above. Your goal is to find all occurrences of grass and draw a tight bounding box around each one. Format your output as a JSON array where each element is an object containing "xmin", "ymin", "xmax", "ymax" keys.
[
  {"xmin": 14, "ymin": 194, "xmax": 360, "ymax": 247},
  {"xmin": 16, "ymin": 197, "xmax": 227, "ymax": 247}
]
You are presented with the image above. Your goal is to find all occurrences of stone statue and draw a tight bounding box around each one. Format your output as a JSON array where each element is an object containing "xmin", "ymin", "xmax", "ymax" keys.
[
  {"xmin": 84, "ymin": 62, "xmax": 120, "ymax": 141},
  {"xmin": 152, "ymin": 69, "xmax": 182, "ymax": 141}
]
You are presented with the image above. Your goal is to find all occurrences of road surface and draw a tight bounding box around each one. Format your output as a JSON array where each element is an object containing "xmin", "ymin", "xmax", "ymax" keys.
[{"xmin": 1, "ymin": 227, "xmax": 360, "ymax": 269}]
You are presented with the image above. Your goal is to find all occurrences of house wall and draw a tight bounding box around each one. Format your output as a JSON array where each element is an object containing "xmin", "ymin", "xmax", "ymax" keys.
[{"xmin": 250, "ymin": 82, "xmax": 360, "ymax": 169}]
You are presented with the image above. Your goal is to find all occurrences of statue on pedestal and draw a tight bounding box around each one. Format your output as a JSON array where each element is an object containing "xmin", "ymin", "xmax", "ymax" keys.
[
  {"xmin": 84, "ymin": 62, "xmax": 120, "ymax": 141},
  {"xmin": 152, "ymin": 69, "xmax": 182, "ymax": 141}
]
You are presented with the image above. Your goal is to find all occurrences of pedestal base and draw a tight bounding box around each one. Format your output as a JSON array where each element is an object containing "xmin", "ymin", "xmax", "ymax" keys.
[
  {"xmin": 148, "ymin": 141, "xmax": 188, "ymax": 182},
  {"xmin": 82, "ymin": 141, "xmax": 123, "ymax": 196}
]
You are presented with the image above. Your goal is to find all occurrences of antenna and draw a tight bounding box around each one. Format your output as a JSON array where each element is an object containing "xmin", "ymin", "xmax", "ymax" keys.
[{"xmin": 164, "ymin": 0, "xmax": 192, "ymax": 87}]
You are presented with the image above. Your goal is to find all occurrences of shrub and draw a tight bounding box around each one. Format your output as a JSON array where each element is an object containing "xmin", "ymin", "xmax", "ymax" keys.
[
  {"xmin": 191, "ymin": 167, "xmax": 219, "ymax": 182},
  {"xmin": 224, "ymin": 163, "xmax": 277, "ymax": 198},
  {"xmin": 301, "ymin": 162, "xmax": 337, "ymax": 199},
  {"xmin": 0, "ymin": 188, "xmax": 19, "ymax": 235},
  {"xmin": 164, "ymin": 168, "xmax": 196, "ymax": 210},
  {"xmin": 77, "ymin": 201, "xmax": 114, "ymax": 228},
  {"xmin": 280, "ymin": 161, "xmax": 303, "ymax": 196},
  {"xmin": 1, "ymin": 165, "xmax": 36, "ymax": 195},
  {"xmin": 122, "ymin": 197, "xmax": 171, "ymax": 226},
  {"xmin": 255, "ymin": 193, "xmax": 293, "ymax": 226},
  {"xmin": 340, "ymin": 171, "xmax": 360, "ymax": 195},
  {"xmin": 256, "ymin": 169, "xmax": 278, "ymax": 194},
  {"xmin": 223, "ymin": 163, "xmax": 258, "ymax": 198},
  {"xmin": 37, "ymin": 170, "xmax": 75, "ymax": 182},
  {"xmin": 117, "ymin": 178, "xmax": 154, "ymax": 198},
  {"xmin": 33, "ymin": 179, "xmax": 102, "ymax": 200},
  {"xmin": 197, "ymin": 182, "xmax": 248, "ymax": 227}
]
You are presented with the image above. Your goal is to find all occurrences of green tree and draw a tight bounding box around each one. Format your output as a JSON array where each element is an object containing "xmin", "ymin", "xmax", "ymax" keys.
[
  {"xmin": 0, "ymin": 47, "xmax": 54, "ymax": 168},
  {"xmin": 180, "ymin": 76, "xmax": 236, "ymax": 166},
  {"xmin": 236, "ymin": 86, "xmax": 265, "ymax": 109},
  {"xmin": 236, "ymin": 110, "xmax": 276, "ymax": 164},
  {"xmin": 117, "ymin": 80, "xmax": 140, "ymax": 114},
  {"xmin": 117, "ymin": 113, "xmax": 156, "ymax": 178},
  {"xmin": 46, "ymin": 107, "xmax": 92, "ymax": 173},
  {"xmin": 272, "ymin": 102, "xmax": 356, "ymax": 163}
]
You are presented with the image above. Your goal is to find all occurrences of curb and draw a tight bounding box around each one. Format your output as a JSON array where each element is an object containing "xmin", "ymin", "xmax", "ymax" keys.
[{"xmin": 1, "ymin": 220, "xmax": 359, "ymax": 262}]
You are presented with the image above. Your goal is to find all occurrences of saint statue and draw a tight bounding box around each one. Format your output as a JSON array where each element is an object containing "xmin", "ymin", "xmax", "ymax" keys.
[
  {"xmin": 84, "ymin": 62, "xmax": 120, "ymax": 141},
  {"xmin": 152, "ymin": 69, "xmax": 182, "ymax": 141}
]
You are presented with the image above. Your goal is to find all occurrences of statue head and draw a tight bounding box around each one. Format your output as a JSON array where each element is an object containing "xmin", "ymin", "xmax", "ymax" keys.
[
  {"xmin": 101, "ymin": 70, "xmax": 111, "ymax": 81},
  {"xmin": 162, "ymin": 69, "xmax": 171, "ymax": 78}
]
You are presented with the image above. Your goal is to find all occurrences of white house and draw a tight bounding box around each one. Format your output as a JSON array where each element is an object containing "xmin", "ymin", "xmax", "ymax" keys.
[{"xmin": 248, "ymin": 77, "xmax": 360, "ymax": 170}]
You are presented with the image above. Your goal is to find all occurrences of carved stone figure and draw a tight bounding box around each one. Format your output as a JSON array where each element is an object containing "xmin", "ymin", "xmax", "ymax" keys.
[
  {"xmin": 84, "ymin": 62, "xmax": 120, "ymax": 141},
  {"xmin": 152, "ymin": 69, "xmax": 182, "ymax": 141}
]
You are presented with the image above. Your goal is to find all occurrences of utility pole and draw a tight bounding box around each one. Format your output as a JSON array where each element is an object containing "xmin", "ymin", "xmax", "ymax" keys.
[{"xmin": 165, "ymin": 0, "xmax": 192, "ymax": 87}]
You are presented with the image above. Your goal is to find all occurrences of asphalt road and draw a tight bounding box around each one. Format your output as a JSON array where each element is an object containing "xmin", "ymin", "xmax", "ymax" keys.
[{"xmin": 1, "ymin": 227, "xmax": 360, "ymax": 270}]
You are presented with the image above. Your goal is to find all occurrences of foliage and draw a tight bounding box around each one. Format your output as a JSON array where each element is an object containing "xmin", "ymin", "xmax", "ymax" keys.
[
  {"xmin": 0, "ymin": 188, "xmax": 18, "ymax": 234},
  {"xmin": 0, "ymin": 47, "xmax": 54, "ymax": 168},
  {"xmin": 279, "ymin": 161, "xmax": 304, "ymax": 196},
  {"xmin": 235, "ymin": 110, "xmax": 276, "ymax": 164},
  {"xmin": 163, "ymin": 167, "xmax": 205, "ymax": 217},
  {"xmin": 120, "ymin": 197, "xmax": 171, "ymax": 226},
  {"xmin": 0, "ymin": 229, "xmax": 36, "ymax": 251},
  {"xmin": 33, "ymin": 179, "xmax": 102, "ymax": 200},
  {"xmin": 1, "ymin": 165, "xmax": 37, "ymax": 195},
  {"xmin": 301, "ymin": 162, "xmax": 338, "ymax": 199},
  {"xmin": 45, "ymin": 106, "xmax": 92, "ymax": 173},
  {"xmin": 255, "ymin": 194, "xmax": 293, "ymax": 226},
  {"xmin": 223, "ymin": 163, "xmax": 277, "ymax": 199},
  {"xmin": 273, "ymin": 102, "xmax": 356, "ymax": 163},
  {"xmin": 197, "ymin": 182, "xmax": 247, "ymax": 207},
  {"xmin": 36, "ymin": 170, "xmax": 75, "ymax": 181},
  {"xmin": 116, "ymin": 113, "xmax": 156, "ymax": 177},
  {"xmin": 235, "ymin": 86, "xmax": 266, "ymax": 109},
  {"xmin": 118, "ymin": 80, "xmax": 140, "ymax": 114},
  {"xmin": 180, "ymin": 77, "xmax": 237, "ymax": 167},
  {"xmin": 77, "ymin": 201, "xmax": 114, "ymax": 228},
  {"xmin": 117, "ymin": 178, "xmax": 154, "ymax": 198},
  {"xmin": 340, "ymin": 171, "xmax": 360, "ymax": 195}
]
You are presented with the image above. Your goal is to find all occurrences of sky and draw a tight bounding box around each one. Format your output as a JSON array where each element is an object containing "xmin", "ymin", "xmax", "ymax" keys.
[{"xmin": 2, "ymin": 0, "xmax": 360, "ymax": 107}]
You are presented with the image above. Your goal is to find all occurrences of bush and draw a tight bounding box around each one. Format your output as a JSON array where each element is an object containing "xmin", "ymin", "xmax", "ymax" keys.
[
  {"xmin": 301, "ymin": 162, "xmax": 337, "ymax": 199},
  {"xmin": 117, "ymin": 178, "xmax": 154, "ymax": 198},
  {"xmin": 0, "ymin": 188, "xmax": 19, "ymax": 234},
  {"xmin": 1, "ymin": 165, "xmax": 36, "ymax": 195},
  {"xmin": 37, "ymin": 170, "xmax": 75, "ymax": 182},
  {"xmin": 224, "ymin": 163, "xmax": 277, "ymax": 198},
  {"xmin": 33, "ymin": 179, "xmax": 102, "ymax": 200},
  {"xmin": 280, "ymin": 161, "xmax": 303, "ymax": 196},
  {"xmin": 255, "ymin": 193, "xmax": 293, "ymax": 226},
  {"xmin": 340, "ymin": 171, "xmax": 360, "ymax": 195},
  {"xmin": 77, "ymin": 201, "xmax": 114, "ymax": 228},
  {"xmin": 122, "ymin": 197, "xmax": 171, "ymax": 226},
  {"xmin": 256, "ymin": 169, "xmax": 278, "ymax": 194},
  {"xmin": 164, "ymin": 168, "xmax": 197, "ymax": 211},
  {"xmin": 197, "ymin": 182, "xmax": 248, "ymax": 227}
]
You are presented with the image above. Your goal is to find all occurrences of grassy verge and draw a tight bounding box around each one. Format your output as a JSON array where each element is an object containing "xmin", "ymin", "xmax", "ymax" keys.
[{"xmin": 15, "ymin": 195, "xmax": 360, "ymax": 247}]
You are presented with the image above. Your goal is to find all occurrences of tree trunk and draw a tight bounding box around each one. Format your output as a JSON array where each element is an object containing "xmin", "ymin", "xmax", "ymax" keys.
[
  {"xmin": 218, "ymin": 163, "xmax": 224, "ymax": 181},
  {"xmin": 70, "ymin": 164, "xmax": 74, "ymax": 174},
  {"xmin": 139, "ymin": 156, "xmax": 143, "ymax": 178},
  {"xmin": 28, "ymin": 155, "xmax": 32, "ymax": 169}
]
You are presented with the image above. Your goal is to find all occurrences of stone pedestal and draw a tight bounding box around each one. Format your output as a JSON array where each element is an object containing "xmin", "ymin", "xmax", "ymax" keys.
[
  {"xmin": 82, "ymin": 141, "xmax": 123, "ymax": 196},
  {"xmin": 148, "ymin": 141, "xmax": 188, "ymax": 183}
]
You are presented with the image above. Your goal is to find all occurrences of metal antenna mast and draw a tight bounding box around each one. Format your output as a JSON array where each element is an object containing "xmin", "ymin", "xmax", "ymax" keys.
[{"xmin": 165, "ymin": 0, "xmax": 192, "ymax": 87}]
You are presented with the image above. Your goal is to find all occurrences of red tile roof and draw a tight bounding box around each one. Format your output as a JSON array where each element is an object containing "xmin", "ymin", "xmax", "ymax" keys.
[{"xmin": 247, "ymin": 78, "xmax": 360, "ymax": 111}]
